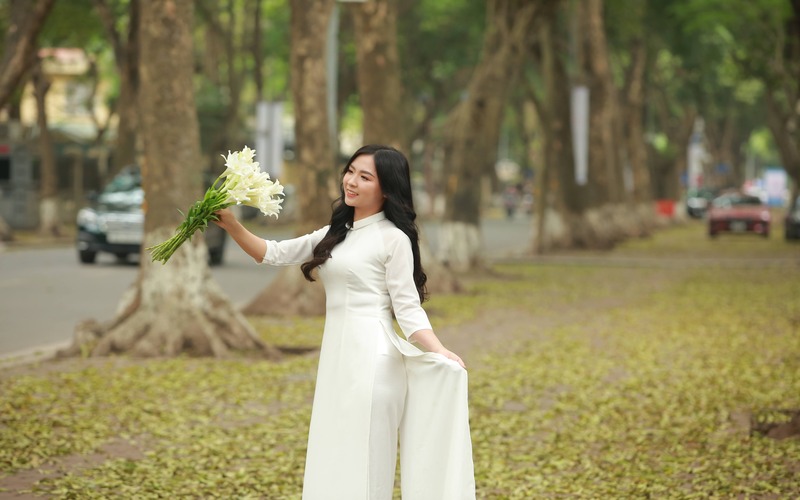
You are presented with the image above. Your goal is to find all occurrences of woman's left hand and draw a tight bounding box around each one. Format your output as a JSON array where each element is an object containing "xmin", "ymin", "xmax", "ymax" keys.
[
  {"xmin": 434, "ymin": 348, "xmax": 466, "ymax": 369},
  {"xmin": 409, "ymin": 330, "xmax": 467, "ymax": 369}
]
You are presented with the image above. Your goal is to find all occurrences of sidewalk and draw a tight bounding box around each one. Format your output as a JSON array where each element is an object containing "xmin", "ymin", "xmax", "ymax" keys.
[{"xmin": 0, "ymin": 229, "xmax": 74, "ymax": 252}]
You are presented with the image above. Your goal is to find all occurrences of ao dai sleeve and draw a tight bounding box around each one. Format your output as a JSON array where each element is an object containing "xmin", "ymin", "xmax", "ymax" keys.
[
  {"xmin": 384, "ymin": 229, "xmax": 432, "ymax": 342},
  {"xmin": 261, "ymin": 226, "xmax": 330, "ymax": 266}
]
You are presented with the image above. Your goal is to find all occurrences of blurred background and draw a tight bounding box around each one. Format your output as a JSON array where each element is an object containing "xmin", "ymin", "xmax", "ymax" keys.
[
  {"xmin": 0, "ymin": 0, "xmax": 796, "ymax": 261},
  {"xmin": 1, "ymin": 3, "xmax": 799, "ymax": 497}
]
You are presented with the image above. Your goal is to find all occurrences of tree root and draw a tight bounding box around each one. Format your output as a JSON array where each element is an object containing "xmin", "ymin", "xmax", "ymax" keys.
[
  {"xmin": 60, "ymin": 233, "xmax": 280, "ymax": 359},
  {"xmin": 750, "ymin": 409, "xmax": 800, "ymax": 440}
]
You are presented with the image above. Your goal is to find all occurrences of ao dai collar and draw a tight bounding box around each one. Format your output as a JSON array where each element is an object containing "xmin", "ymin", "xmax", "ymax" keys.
[{"xmin": 350, "ymin": 211, "xmax": 386, "ymax": 230}]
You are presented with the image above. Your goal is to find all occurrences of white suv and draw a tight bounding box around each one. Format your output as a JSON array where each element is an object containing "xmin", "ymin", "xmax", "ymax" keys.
[{"xmin": 76, "ymin": 166, "xmax": 226, "ymax": 265}]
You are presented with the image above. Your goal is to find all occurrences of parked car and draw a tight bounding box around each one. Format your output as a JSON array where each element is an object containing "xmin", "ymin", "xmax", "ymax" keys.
[
  {"xmin": 686, "ymin": 187, "xmax": 717, "ymax": 218},
  {"xmin": 785, "ymin": 192, "xmax": 800, "ymax": 240},
  {"xmin": 708, "ymin": 191, "xmax": 771, "ymax": 238},
  {"xmin": 76, "ymin": 166, "xmax": 227, "ymax": 265}
]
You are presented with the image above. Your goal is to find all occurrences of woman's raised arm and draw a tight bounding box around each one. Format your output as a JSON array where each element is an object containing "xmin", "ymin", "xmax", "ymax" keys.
[{"xmin": 213, "ymin": 208, "xmax": 267, "ymax": 262}]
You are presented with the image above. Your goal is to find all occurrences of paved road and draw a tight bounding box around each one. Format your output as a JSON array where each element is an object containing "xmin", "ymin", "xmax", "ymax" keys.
[{"xmin": 0, "ymin": 216, "xmax": 533, "ymax": 356}]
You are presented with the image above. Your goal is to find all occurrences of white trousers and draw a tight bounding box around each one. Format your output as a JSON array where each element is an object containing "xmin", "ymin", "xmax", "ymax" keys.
[{"xmin": 368, "ymin": 329, "xmax": 407, "ymax": 499}]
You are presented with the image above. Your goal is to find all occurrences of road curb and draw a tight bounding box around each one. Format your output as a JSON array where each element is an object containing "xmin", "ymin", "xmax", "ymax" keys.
[{"xmin": 0, "ymin": 340, "xmax": 72, "ymax": 369}]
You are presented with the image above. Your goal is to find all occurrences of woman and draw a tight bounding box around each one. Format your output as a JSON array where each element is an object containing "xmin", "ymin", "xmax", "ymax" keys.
[{"xmin": 214, "ymin": 145, "xmax": 475, "ymax": 499}]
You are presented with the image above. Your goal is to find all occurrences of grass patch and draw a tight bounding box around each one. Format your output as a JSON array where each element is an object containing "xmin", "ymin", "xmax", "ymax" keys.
[
  {"xmin": 1, "ymin": 221, "xmax": 798, "ymax": 498},
  {"xmin": 468, "ymin": 266, "xmax": 800, "ymax": 497},
  {"xmin": 613, "ymin": 215, "xmax": 797, "ymax": 259},
  {"xmin": 250, "ymin": 316, "xmax": 325, "ymax": 350}
]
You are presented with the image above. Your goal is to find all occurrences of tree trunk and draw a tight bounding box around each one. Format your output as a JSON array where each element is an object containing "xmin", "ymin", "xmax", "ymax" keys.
[
  {"xmin": 703, "ymin": 107, "xmax": 746, "ymax": 188},
  {"xmin": 623, "ymin": 40, "xmax": 650, "ymax": 201},
  {"xmin": 62, "ymin": 0, "xmax": 277, "ymax": 359},
  {"xmin": 575, "ymin": 0, "xmax": 636, "ymax": 245},
  {"xmin": 349, "ymin": 0, "xmax": 459, "ymax": 294},
  {"xmin": 580, "ymin": 0, "xmax": 623, "ymax": 207},
  {"xmin": 765, "ymin": 90, "xmax": 800, "ymax": 190},
  {"xmin": 0, "ymin": 215, "xmax": 12, "ymax": 242},
  {"xmin": 32, "ymin": 60, "xmax": 60, "ymax": 237},
  {"xmin": 540, "ymin": 9, "xmax": 593, "ymax": 251},
  {"xmin": 531, "ymin": 0, "xmax": 634, "ymax": 252},
  {"xmin": 531, "ymin": 0, "xmax": 638, "ymax": 250},
  {"xmin": 530, "ymin": 0, "xmax": 656, "ymax": 250},
  {"xmin": 117, "ymin": 0, "xmax": 140, "ymax": 175},
  {"xmin": 528, "ymin": 4, "xmax": 566, "ymax": 252},
  {"xmin": 0, "ymin": 0, "xmax": 56, "ymax": 109},
  {"xmin": 650, "ymin": 109, "xmax": 697, "ymax": 202},
  {"xmin": 619, "ymin": 3, "xmax": 654, "ymax": 236},
  {"xmin": 349, "ymin": 0, "xmax": 406, "ymax": 152},
  {"xmin": 439, "ymin": 0, "xmax": 544, "ymax": 271},
  {"xmin": 195, "ymin": 0, "xmax": 255, "ymax": 158},
  {"xmin": 112, "ymin": 75, "xmax": 139, "ymax": 175},
  {"xmin": 93, "ymin": 0, "xmax": 140, "ymax": 178},
  {"xmin": 253, "ymin": 0, "xmax": 264, "ymax": 100},
  {"xmin": 243, "ymin": 0, "xmax": 336, "ymax": 317},
  {"xmin": 761, "ymin": 2, "xmax": 800, "ymax": 191},
  {"xmin": 218, "ymin": 0, "xmax": 244, "ymax": 152}
]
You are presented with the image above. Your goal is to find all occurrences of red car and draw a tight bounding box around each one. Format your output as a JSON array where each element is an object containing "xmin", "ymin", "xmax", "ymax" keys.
[{"xmin": 708, "ymin": 192, "xmax": 771, "ymax": 238}]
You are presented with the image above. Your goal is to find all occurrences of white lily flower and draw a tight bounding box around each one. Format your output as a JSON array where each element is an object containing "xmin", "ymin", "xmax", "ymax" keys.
[{"xmin": 148, "ymin": 146, "xmax": 284, "ymax": 263}]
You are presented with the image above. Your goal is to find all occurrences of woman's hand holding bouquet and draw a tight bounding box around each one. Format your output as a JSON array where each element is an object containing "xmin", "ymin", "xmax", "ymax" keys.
[{"xmin": 148, "ymin": 146, "xmax": 283, "ymax": 264}]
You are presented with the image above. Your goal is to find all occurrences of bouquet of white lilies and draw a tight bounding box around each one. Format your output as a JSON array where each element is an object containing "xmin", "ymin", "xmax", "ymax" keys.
[{"xmin": 148, "ymin": 146, "xmax": 284, "ymax": 264}]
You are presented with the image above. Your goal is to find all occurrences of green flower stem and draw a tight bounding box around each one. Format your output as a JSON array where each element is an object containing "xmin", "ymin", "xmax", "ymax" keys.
[{"xmin": 147, "ymin": 187, "xmax": 231, "ymax": 264}]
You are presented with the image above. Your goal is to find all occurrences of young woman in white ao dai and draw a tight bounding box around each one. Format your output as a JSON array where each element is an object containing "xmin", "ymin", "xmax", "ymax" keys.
[{"xmin": 215, "ymin": 145, "xmax": 475, "ymax": 499}]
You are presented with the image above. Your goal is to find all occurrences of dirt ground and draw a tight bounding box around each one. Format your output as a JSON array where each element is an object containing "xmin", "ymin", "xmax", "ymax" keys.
[
  {"xmin": 2, "ymin": 223, "xmax": 798, "ymax": 498},
  {"xmin": 0, "ymin": 258, "xmax": 688, "ymax": 498}
]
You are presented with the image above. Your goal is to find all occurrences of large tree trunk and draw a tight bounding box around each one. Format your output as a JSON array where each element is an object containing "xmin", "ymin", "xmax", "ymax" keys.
[
  {"xmin": 62, "ymin": 0, "xmax": 276, "ymax": 359},
  {"xmin": 580, "ymin": 0, "xmax": 623, "ymax": 206},
  {"xmin": 618, "ymin": 2, "xmax": 654, "ymax": 236},
  {"xmin": 439, "ymin": 0, "xmax": 544, "ymax": 272},
  {"xmin": 530, "ymin": 0, "xmax": 655, "ymax": 251},
  {"xmin": 531, "ymin": 15, "xmax": 567, "ymax": 253},
  {"xmin": 530, "ymin": 0, "xmax": 629, "ymax": 251},
  {"xmin": 532, "ymin": 6, "xmax": 595, "ymax": 252},
  {"xmin": 243, "ymin": 0, "xmax": 336, "ymax": 317},
  {"xmin": 574, "ymin": 0, "xmax": 634, "ymax": 246},
  {"xmin": 0, "ymin": 0, "xmax": 56, "ymax": 109},
  {"xmin": 32, "ymin": 60, "xmax": 61, "ymax": 237},
  {"xmin": 623, "ymin": 39, "xmax": 651, "ymax": 202}
]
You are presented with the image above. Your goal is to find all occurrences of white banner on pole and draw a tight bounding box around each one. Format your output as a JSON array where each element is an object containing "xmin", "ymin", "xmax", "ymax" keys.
[
  {"xmin": 255, "ymin": 101, "xmax": 284, "ymax": 178},
  {"xmin": 571, "ymin": 86, "xmax": 589, "ymax": 186},
  {"xmin": 268, "ymin": 101, "xmax": 283, "ymax": 178},
  {"xmin": 255, "ymin": 101, "xmax": 269, "ymax": 172},
  {"xmin": 686, "ymin": 117, "xmax": 705, "ymax": 189}
]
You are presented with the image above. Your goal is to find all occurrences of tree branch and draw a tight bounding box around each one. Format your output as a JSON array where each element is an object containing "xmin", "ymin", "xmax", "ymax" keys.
[
  {"xmin": 0, "ymin": 0, "xmax": 58, "ymax": 109},
  {"xmin": 91, "ymin": 0, "xmax": 125, "ymax": 64}
]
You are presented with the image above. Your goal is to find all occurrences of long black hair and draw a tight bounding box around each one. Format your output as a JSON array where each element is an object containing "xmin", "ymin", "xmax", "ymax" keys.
[{"xmin": 300, "ymin": 144, "xmax": 428, "ymax": 303}]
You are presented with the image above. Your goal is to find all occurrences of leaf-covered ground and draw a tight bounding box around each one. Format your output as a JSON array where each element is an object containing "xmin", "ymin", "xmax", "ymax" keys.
[{"xmin": 1, "ymin": 220, "xmax": 799, "ymax": 498}]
